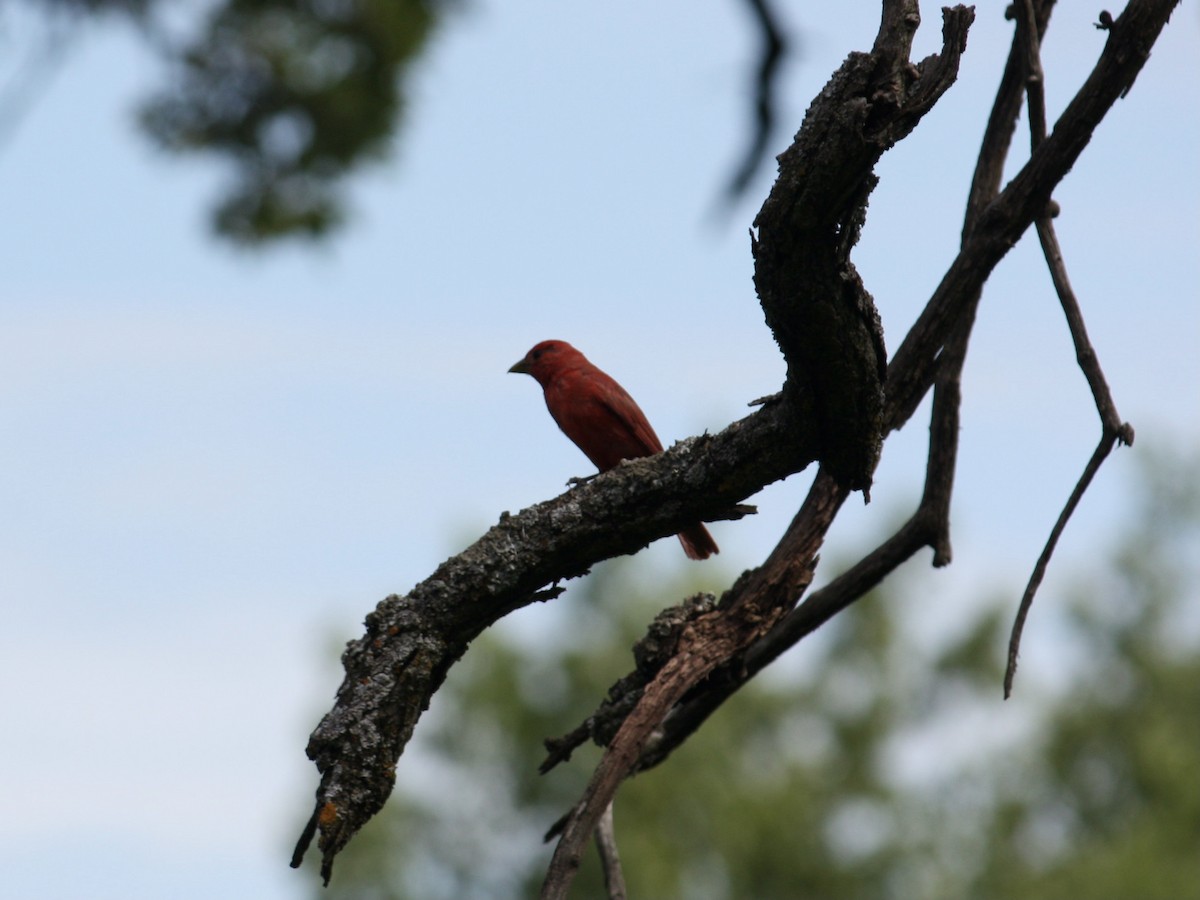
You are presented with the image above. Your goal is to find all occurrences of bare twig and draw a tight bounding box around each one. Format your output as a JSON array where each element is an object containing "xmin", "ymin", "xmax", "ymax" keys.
[
  {"xmin": 918, "ymin": 0, "xmax": 1059, "ymax": 566},
  {"xmin": 1004, "ymin": 434, "xmax": 1129, "ymax": 696},
  {"xmin": 1035, "ymin": 223, "xmax": 1133, "ymax": 436},
  {"xmin": 553, "ymin": 0, "xmax": 1171, "ymax": 780},
  {"xmin": 724, "ymin": 0, "xmax": 789, "ymax": 200},
  {"xmin": 1003, "ymin": 0, "xmax": 1137, "ymax": 697},
  {"xmin": 594, "ymin": 802, "xmax": 627, "ymax": 900}
]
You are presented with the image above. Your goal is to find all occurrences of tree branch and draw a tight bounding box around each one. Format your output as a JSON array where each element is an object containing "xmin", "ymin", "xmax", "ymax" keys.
[
  {"xmin": 291, "ymin": 401, "xmax": 819, "ymax": 883},
  {"xmin": 549, "ymin": 0, "xmax": 1174, "ymax": 781},
  {"xmin": 886, "ymin": 0, "xmax": 1179, "ymax": 429},
  {"xmin": 537, "ymin": 8, "xmax": 974, "ymax": 894},
  {"xmin": 752, "ymin": 3, "xmax": 972, "ymax": 493},
  {"xmin": 1003, "ymin": 0, "xmax": 1137, "ymax": 696},
  {"xmin": 292, "ymin": 0, "xmax": 1179, "ymax": 886},
  {"xmin": 540, "ymin": 471, "xmax": 847, "ymax": 899},
  {"xmin": 724, "ymin": 0, "xmax": 790, "ymax": 200}
]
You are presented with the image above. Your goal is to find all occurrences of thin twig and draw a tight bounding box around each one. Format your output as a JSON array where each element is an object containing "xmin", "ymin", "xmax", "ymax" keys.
[
  {"xmin": 593, "ymin": 801, "xmax": 627, "ymax": 900},
  {"xmin": 920, "ymin": 314, "xmax": 971, "ymax": 566},
  {"xmin": 1005, "ymin": 219, "xmax": 1134, "ymax": 698},
  {"xmin": 724, "ymin": 0, "xmax": 789, "ymax": 200},
  {"xmin": 917, "ymin": 1, "xmax": 1058, "ymax": 564},
  {"xmin": 1004, "ymin": 436, "xmax": 1126, "ymax": 696},
  {"xmin": 1036, "ymin": 220, "xmax": 1133, "ymax": 433},
  {"xmin": 1003, "ymin": 0, "xmax": 1136, "ymax": 697},
  {"xmin": 1019, "ymin": 0, "xmax": 1050, "ymax": 149}
]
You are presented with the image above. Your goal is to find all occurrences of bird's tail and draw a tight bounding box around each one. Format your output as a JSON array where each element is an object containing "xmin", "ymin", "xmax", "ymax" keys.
[{"xmin": 678, "ymin": 523, "xmax": 719, "ymax": 560}]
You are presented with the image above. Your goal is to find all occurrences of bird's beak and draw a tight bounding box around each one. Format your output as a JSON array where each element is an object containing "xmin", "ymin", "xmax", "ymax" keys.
[{"xmin": 508, "ymin": 358, "xmax": 531, "ymax": 375}]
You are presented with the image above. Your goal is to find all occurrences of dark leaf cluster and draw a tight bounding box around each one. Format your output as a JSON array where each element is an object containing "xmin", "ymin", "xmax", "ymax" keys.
[{"xmin": 139, "ymin": 0, "xmax": 439, "ymax": 242}]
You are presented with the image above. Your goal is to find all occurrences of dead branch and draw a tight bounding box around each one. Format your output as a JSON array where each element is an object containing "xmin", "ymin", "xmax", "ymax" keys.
[
  {"xmin": 292, "ymin": 0, "xmax": 1179, "ymax": 888},
  {"xmin": 593, "ymin": 802, "xmax": 627, "ymax": 900},
  {"xmin": 539, "ymin": 6, "xmax": 976, "ymax": 894},
  {"xmin": 291, "ymin": 401, "xmax": 820, "ymax": 883},
  {"xmin": 1003, "ymin": 0, "xmax": 1137, "ymax": 696},
  {"xmin": 540, "ymin": 471, "xmax": 847, "ymax": 898},
  {"xmin": 549, "ymin": 0, "xmax": 1173, "ymax": 781},
  {"xmin": 724, "ymin": 0, "xmax": 789, "ymax": 200}
]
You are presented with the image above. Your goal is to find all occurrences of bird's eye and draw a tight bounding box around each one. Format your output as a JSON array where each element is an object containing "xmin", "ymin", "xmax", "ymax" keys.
[{"xmin": 531, "ymin": 349, "xmax": 543, "ymax": 360}]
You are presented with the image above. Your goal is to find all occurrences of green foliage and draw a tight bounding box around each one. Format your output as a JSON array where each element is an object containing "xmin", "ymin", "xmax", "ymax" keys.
[
  {"xmin": 306, "ymin": 450, "xmax": 1200, "ymax": 898},
  {"xmin": 140, "ymin": 0, "xmax": 439, "ymax": 243}
]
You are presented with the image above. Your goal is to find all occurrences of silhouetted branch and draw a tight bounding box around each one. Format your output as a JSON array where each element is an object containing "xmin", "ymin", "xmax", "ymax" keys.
[
  {"xmin": 292, "ymin": 403, "xmax": 819, "ymax": 884},
  {"xmin": 540, "ymin": 471, "xmax": 847, "ymax": 899},
  {"xmin": 293, "ymin": 0, "xmax": 1179, "ymax": 888},
  {"xmin": 547, "ymin": 0, "xmax": 1173, "ymax": 783},
  {"xmin": 1003, "ymin": 0, "xmax": 1137, "ymax": 696},
  {"xmin": 724, "ymin": 0, "xmax": 790, "ymax": 200}
]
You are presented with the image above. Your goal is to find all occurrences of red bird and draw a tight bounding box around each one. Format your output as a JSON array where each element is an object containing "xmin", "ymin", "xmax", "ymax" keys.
[{"xmin": 509, "ymin": 340, "xmax": 718, "ymax": 560}]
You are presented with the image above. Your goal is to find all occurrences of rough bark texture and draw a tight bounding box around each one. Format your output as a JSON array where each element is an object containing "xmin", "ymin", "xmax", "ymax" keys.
[
  {"xmin": 552, "ymin": 0, "xmax": 1175, "ymax": 792},
  {"xmin": 753, "ymin": 0, "xmax": 971, "ymax": 492},
  {"xmin": 293, "ymin": 394, "xmax": 820, "ymax": 882},
  {"xmin": 293, "ymin": 0, "xmax": 1181, "ymax": 890}
]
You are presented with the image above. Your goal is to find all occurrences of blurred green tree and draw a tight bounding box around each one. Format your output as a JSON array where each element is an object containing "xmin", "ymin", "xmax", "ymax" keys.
[
  {"xmin": 140, "ymin": 0, "xmax": 439, "ymax": 243},
  {"xmin": 13, "ymin": 0, "xmax": 787, "ymax": 245},
  {"xmin": 13, "ymin": 0, "xmax": 441, "ymax": 242}
]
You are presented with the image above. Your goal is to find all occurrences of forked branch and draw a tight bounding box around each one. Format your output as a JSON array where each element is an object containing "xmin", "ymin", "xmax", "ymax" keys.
[
  {"xmin": 547, "ymin": 0, "xmax": 1173, "ymax": 785},
  {"xmin": 1003, "ymin": 0, "xmax": 1137, "ymax": 696},
  {"xmin": 292, "ymin": 0, "xmax": 1178, "ymax": 889}
]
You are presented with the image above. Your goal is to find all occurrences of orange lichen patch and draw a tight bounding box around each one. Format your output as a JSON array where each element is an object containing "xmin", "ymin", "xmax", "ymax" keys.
[{"xmin": 318, "ymin": 801, "xmax": 338, "ymax": 827}]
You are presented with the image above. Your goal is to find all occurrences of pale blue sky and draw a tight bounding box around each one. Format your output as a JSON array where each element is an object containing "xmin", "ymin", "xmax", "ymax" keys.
[{"xmin": 1, "ymin": 3, "xmax": 1197, "ymax": 897}]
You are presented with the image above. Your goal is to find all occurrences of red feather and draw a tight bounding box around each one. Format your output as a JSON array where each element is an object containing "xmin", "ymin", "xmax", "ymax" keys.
[{"xmin": 510, "ymin": 340, "xmax": 718, "ymax": 560}]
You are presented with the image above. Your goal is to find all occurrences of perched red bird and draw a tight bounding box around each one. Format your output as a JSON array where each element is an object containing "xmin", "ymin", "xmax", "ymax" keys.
[{"xmin": 509, "ymin": 340, "xmax": 718, "ymax": 560}]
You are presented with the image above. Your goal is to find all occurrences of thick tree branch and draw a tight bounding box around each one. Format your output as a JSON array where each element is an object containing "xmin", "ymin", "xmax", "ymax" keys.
[
  {"xmin": 291, "ymin": 400, "xmax": 818, "ymax": 883},
  {"xmin": 293, "ymin": 0, "xmax": 1178, "ymax": 887},
  {"xmin": 551, "ymin": 0, "xmax": 1174, "ymax": 781},
  {"xmin": 540, "ymin": 471, "xmax": 847, "ymax": 899},
  {"xmin": 752, "ymin": 3, "xmax": 972, "ymax": 493},
  {"xmin": 537, "ymin": 7, "xmax": 973, "ymax": 895}
]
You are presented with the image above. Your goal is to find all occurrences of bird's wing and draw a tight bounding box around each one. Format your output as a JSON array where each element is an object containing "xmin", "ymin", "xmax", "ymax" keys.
[
  {"xmin": 590, "ymin": 374, "xmax": 664, "ymax": 456},
  {"xmin": 548, "ymin": 367, "xmax": 664, "ymax": 470}
]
